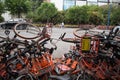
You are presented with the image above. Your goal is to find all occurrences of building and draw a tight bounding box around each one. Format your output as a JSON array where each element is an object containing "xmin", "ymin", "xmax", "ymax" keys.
[{"xmin": 50, "ymin": 0, "xmax": 120, "ymax": 10}]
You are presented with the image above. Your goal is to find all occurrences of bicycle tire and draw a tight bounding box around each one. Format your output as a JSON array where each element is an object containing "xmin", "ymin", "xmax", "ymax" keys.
[
  {"xmin": 16, "ymin": 74, "xmax": 34, "ymax": 80},
  {"xmin": 62, "ymin": 38, "xmax": 80, "ymax": 43},
  {"xmin": 13, "ymin": 22, "xmax": 41, "ymax": 39},
  {"xmin": 76, "ymin": 72, "xmax": 95, "ymax": 80},
  {"xmin": 73, "ymin": 29, "xmax": 96, "ymax": 38}
]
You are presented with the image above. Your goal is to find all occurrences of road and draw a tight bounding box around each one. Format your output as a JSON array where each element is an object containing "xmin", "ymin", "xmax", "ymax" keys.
[
  {"xmin": 0, "ymin": 28, "xmax": 76, "ymax": 58},
  {"xmin": 0, "ymin": 28, "xmax": 110, "ymax": 58}
]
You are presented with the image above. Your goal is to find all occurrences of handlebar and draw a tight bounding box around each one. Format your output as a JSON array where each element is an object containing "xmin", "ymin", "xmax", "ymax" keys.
[
  {"xmin": 59, "ymin": 32, "xmax": 66, "ymax": 39},
  {"xmin": 60, "ymin": 32, "xmax": 80, "ymax": 43}
]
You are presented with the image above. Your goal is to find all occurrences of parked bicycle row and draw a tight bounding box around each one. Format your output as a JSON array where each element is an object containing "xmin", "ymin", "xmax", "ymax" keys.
[{"xmin": 0, "ymin": 22, "xmax": 120, "ymax": 80}]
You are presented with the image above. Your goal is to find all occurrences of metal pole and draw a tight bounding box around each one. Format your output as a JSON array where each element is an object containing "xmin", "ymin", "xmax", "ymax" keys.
[
  {"xmin": 107, "ymin": 0, "xmax": 112, "ymax": 30},
  {"xmin": 63, "ymin": 0, "xmax": 64, "ymax": 10},
  {"xmin": 75, "ymin": 0, "xmax": 76, "ymax": 6},
  {"xmin": 86, "ymin": 0, "xmax": 88, "ymax": 5}
]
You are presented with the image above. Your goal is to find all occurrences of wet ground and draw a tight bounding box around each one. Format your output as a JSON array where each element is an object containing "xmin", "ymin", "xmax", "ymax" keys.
[{"xmin": 0, "ymin": 27, "xmax": 110, "ymax": 58}]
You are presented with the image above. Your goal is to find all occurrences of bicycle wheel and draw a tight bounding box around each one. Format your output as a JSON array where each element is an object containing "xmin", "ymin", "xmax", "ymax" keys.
[
  {"xmin": 62, "ymin": 38, "xmax": 81, "ymax": 43},
  {"xmin": 73, "ymin": 29, "xmax": 97, "ymax": 38},
  {"xmin": 77, "ymin": 72, "xmax": 95, "ymax": 80},
  {"xmin": 16, "ymin": 74, "xmax": 34, "ymax": 80},
  {"xmin": 13, "ymin": 22, "xmax": 41, "ymax": 39}
]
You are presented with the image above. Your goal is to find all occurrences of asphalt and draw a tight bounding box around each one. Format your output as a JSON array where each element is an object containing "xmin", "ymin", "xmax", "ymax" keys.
[{"xmin": 0, "ymin": 28, "xmax": 110, "ymax": 58}]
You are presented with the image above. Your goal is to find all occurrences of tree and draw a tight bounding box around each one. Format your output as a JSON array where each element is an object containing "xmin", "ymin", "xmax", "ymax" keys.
[
  {"xmin": 4, "ymin": 0, "xmax": 31, "ymax": 18},
  {"xmin": 26, "ymin": 0, "xmax": 44, "ymax": 22},
  {"xmin": 0, "ymin": 1, "xmax": 4, "ymax": 14},
  {"xmin": 0, "ymin": 0, "xmax": 4, "ymax": 22},
  {"xmin": 111, "ymin": 5, "xmax": 120, "ymax": 25},
  {"xmin": 88, "ymin": 12, "xmax": 103, "ymax": 25},
  {"xmin": 99, "ymin": 5, "xmax": 109, "ymax": 25},
  {"xmin": 88, "ymin": 5, "xmax": 104, "ymax": 25},
  {"xmin": 52, "ymin": 11, "xmax": 65, "ymax": 24},
  {"xmin": 31, "ymin": 0, "xmax": 43, "ymax": 11},
  {"xmin": 65, "ymin": 6, "xmax": 89, "ymax": 24},
  {"xmin": 36, "ymin": 2, "xmax": 57, "ymax": 23}
]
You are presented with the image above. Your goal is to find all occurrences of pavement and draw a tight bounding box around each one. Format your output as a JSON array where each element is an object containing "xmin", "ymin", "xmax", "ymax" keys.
[{"xmin": 0, "ymin": 27, "xmax": 110, "ymax": 58}]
